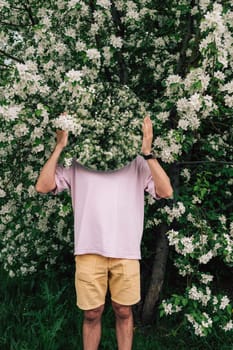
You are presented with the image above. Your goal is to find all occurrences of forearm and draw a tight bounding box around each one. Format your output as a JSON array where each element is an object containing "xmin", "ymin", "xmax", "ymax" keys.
[
  {"xmin": 146, "ymin": 158, "xmax": 173, "ymax": 198},
  {"xmin": 35, "ymin": 145, "xmax": 63, "ymax": 193},
  {"xmin": 141, "ymin": 116, "xmax": 173, "ymax": 198}
]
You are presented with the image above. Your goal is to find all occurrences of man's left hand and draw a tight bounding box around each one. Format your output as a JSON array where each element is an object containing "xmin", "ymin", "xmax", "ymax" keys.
[{"xmin": 141, "ymin": 116, "xmax": 153, "ymax": 155}]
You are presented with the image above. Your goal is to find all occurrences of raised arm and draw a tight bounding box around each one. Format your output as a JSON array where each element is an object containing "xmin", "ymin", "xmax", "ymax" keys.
[
  {"xmin": 35, "ymin": 130, "xmax": 68, "ymax": 194},
  {"xmin": 142, "ymin": 116, "xmax": 173, "ymax": 198}
]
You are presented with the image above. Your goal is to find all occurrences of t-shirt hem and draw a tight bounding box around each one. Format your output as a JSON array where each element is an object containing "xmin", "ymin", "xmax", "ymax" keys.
[{"xmin": 74, "ymin": 249, "xmax": 141, "ymax": 260}]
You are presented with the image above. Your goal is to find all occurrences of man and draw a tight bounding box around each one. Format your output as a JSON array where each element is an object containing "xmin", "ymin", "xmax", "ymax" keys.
[{"xmin": 35, "ymin": 115, "xmax": 173, "ymax": 350}]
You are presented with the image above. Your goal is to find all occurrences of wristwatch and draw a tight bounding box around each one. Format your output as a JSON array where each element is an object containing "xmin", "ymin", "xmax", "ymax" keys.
[{"xmin": 142, "ymin": 152, "xmax": 156, "ymax": 160}]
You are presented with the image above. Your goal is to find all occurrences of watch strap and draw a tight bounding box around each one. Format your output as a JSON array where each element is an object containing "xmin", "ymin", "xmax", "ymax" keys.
[{"xmin": 142, "ymin": 152, "xmax": 155, "ymax": 160}]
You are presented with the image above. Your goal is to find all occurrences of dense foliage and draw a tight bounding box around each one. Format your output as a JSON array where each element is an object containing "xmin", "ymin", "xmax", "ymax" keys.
[{"xmin": 0, "ymin": 0, "xmax": 232, "ymax": 337}]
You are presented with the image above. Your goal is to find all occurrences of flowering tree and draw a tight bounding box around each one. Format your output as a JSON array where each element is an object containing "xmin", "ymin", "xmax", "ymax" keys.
[{"xmin": 0, "ymin": 0, "xmax": 232, "ymax": 337}]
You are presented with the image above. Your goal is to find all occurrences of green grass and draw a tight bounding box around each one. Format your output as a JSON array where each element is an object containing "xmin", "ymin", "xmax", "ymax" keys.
[{"xmin": 0, "ymin": 267, "xmax": 232, "ymax": 350}]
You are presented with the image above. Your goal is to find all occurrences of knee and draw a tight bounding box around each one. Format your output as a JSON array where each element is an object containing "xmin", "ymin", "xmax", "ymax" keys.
[
  {"xmin": 112, "ymin": 301, "xmax": 132, "ymax": 320},
  {"xmin": 84, "ymin": 305, "xmax": 104, "ymax": 323}
]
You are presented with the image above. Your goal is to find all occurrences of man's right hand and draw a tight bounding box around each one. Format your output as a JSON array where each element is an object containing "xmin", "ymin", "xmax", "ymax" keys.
[
  {"xmin": 35, "ymin": 129, "xmax": 68, "ymax": 194},
  {"xmin": 56, "ymin": 130, "xmax": 68, "ymax": 149}
]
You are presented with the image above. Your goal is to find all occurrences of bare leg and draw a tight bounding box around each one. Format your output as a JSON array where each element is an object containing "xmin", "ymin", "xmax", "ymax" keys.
[
  {"xmin": 83, "ymin": 305, "xmax": 104, "ymax": 350},
  {"xmin": 112, "ymin": 301, "xmax": 133, "ymax": 350}
]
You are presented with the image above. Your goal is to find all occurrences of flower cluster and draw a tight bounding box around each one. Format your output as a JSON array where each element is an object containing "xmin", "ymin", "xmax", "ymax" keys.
[
  {"xmin": 161, "ymin": 202, "xmax": 186, "ymax": 223},
  {"xmin": 161, "ymin": 284, "xmax": 232, "ymax": 337},
  {"xmin": 185, "ymin": 312, "xmax": 213, "ymax": 337},
  {"xmin": 199, "ymin": 3, "xmax": 232, "ymax": 68},
  {"xmin": 52, "ymin": 81, "xmax": 147, "ymax": 170}
]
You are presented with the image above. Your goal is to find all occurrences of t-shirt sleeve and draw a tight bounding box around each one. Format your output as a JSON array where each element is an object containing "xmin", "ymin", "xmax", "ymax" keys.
[
  {"xmin": 138, "ymin": 156, "xmax": 161, "ymax": 200},
  {"xmin": 52, "ymin": 165, "xmax": 72, "ymax": 194}
]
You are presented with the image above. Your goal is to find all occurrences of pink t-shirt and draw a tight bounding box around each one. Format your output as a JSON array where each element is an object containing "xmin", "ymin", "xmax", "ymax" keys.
[{"xmin": 53, "ymin": 155, "xmax": 159, "ymax": 259}]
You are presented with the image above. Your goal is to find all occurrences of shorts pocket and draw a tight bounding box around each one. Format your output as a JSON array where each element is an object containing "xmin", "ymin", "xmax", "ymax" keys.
[
  {"xmin": 75, "ymin": 255, "xmax": 97, "ymax": 283},
  {"xmin": 77, "ymin": 271, "xmax": 94, "ymax": 283},
  {"xmin": 123, "ymin": 260, "xmax": 140, "ymax": 280}
]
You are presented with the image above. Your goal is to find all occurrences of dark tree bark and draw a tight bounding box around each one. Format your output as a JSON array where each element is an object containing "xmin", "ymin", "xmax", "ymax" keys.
[
  {"xmin": 141, "ymin": 163, "xmax": 180, "ymax": 324},
  {"xmin": 141, "ymin": 223, "xmax": 169, "ymax": 324}
]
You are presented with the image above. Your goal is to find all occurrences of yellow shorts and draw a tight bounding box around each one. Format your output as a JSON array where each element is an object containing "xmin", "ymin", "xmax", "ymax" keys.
[{"xmin": 75, "ymin": 254, "xmax": 140, "ymax": 310}]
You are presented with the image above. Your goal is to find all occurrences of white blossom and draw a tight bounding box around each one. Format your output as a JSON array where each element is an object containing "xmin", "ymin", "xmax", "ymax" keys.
[
  {"xmin": 9, "ymin": 270, "xmax": 16, "ymax": 278},
  {"xmin": 0, "ymin": 188, "xmax": 6, "ymax": 197},
  {"xmin": 156, "ymin": 111, "xmax": 169, "ymax": 123},
  {"xmin": 162, "ymin": 300, "xmax": 182, "ymax": 315},
  {"xmin": 32, "ymin": 144, "xmax": 44, "ymax": 154},
  {"xmin": 180, "ymin": 236, "xmax": 195, "ymax": 255},
  {"xmin": 198, "ymin": 250, "xmax": 214, "ymax": 264},
  {"xmin": 220, "ymin": 296, "xmax": 230, "ymax": 310},
  {"xmin": 162, "ymin": 301, "xmax": 173, "ymax": 315},
  {"xmin": 186, "ymin": 311, "xmax": 213, "ymax": 337},
  {"xmin": 66, "ymin": 69, "xmax": 83, "ymax": 82},
  {"xmin": 166, "ymin": 74, "xmax": 182, "ymax": 85},
  {"xmin": 162, "ymin": 202, "xmax": 186, "ymax": 223},
  {"xmin": 200, "ymin": 273, "xmax": 214, "ymax": 285},
  {"xmin": 0, "ymin": 105, "xmax": 22, "ymax": 121},
  {"xmin": 31, "ymin": 127, "xmax": 44, "ymax": 141},
  {"xmin": 199, "ymin": 0, "xmax": 211, "ymax": 12},
  {"xmin": 53, "ymin": 114, "xmax": 82, "ymax": 135},
  {"xmin": 166, "ymin": 229, "xmax": 179, "ymax": 246},
  {"xmin": 153, "ymin": 130, "xmax": 182, "ymax": 163},
  {"xmin": 219, "ymin": 215, "xmax": 226, "ymax": 225},
  {"xmin": 13, "ymin": 123, "xmax": 29, "ymax": 138},
  {"xmin": 201, "ymin": 312, "xmax": 213, "ymax": 328},
  {"xmin": 86, "ymin": 48, "xmax": 101, "ymax": 61},
  {"xmin": 181, "ymin": 168, "xmax": 191, "ymax": 182},
  {"xmin": 110, "ymin": 35, "xmax": 123, "ymax": 49},
  {"xmin": 65, "ymin": 28, "xmax": 76, "ymax": 38},
  {"xmin": 96, "ymin": 0, "xmax": 111, "ymax": 9},
  {"xmin": 230, "ymin": 222, "xmax": 233, "ymax": 237},
  {"xmin": 192, "ymin": 195, "xmax": 202, "ymax": 204},
  {"xmin": 102, "ymin": 46, "xmax": 112, "ymax": 63},
  {"xmin": 222, "ymin": 320, "xmax": 233, "ymax": 332},
  {"xmin": 76, "ymin": 40, "xmax": 87, "ymax": 52},
  {"xmin": 224, "ymin": 95, "xmax": 233, "ymax": 108},
  {"xmin": 67, "ymin": 0, "xmax": 80, "ymax": 8},
  {"xmin": 214, "ymin": 71, "xmax": 225, "ymax": 80},
  {"xmin": 190, "ymin": 93, "xmax": 202, "ymax": 112}
]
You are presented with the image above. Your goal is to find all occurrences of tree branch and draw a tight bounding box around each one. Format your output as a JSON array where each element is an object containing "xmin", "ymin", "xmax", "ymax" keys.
[
  {"xmin": 175, "ymin": 2, "xmax": 195, "ymax": 77},
  {"xmin": 22, "ymin": 1, "xmax": 37, "ymax": 26},
  {"xmin": 0, "ymin": 63, "xmax": 12, "ymax": 69},
  {"xmin": 110, "ymin": 0, "xmax": 128, "ymax": 84},
  {"xmin": 176, "ymin": 160, "xmax": 233, "ymax": 166},
  {"xmin": 0, "ymin": 21, "xmax": 25, "ymax": 28},
  {"xmin": 7, "ymin": 5, "xmax": 24, "ymax": 11},
  {"xmin": 0, "ymin": 49, "xmax": 24, "ymax": 64}
]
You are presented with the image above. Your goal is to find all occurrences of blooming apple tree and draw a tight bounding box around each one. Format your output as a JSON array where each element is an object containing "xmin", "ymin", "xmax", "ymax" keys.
[{"xmin": 0, "ymin": 0, "xmax": 232, "ymax": 337}]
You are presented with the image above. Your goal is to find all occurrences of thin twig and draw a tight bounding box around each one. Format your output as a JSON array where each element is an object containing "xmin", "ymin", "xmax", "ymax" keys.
[
  {"xmin": 176, "ymin": 160, "xmax": 233, "ymax": 166},
  {"xmin": 0, "ymin": 63, "xmax": 13, "ymax": 69},
  {"xmin": 0, "ymin": 21, "xmax": 25, "ymax": 28},
  {"xmin": 0, "ymin": 49, "xmax": 24, "ymax": 64},
  {"xmin": 22, "ymin": 1, "xmax": 37, "ymax": 26}
]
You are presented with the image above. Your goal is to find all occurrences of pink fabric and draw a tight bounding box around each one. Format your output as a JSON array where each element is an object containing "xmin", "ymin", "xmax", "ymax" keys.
[{"xmin": 53, "ymin": 155, "xmax": 159, "ymax": 259}]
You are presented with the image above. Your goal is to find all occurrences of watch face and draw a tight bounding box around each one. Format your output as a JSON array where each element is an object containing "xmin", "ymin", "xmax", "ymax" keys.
[{"xmin": 54, "ymin": 83, "xmax": 148, "ymax": 171}]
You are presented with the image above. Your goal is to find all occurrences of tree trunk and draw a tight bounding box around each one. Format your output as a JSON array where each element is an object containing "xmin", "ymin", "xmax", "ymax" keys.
[
  {"xmin": 141, "ymin": 223, "xmax": 169, "ymax": 324},
  {"xmin": 141, "ymin": 162, "xmax": 180, "ymax": 324}
]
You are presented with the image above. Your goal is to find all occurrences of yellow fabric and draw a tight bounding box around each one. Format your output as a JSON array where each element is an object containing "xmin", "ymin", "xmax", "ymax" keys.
[{"xmin": 75, "ymin": 254, "xmax": 140, "ymax": 310}]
